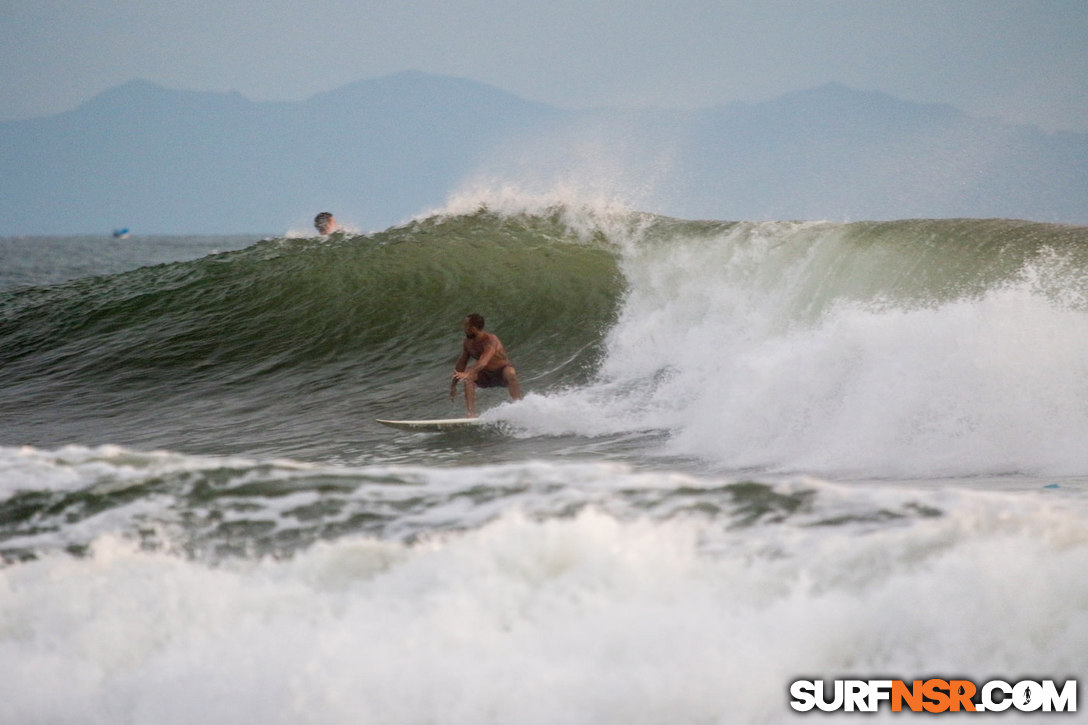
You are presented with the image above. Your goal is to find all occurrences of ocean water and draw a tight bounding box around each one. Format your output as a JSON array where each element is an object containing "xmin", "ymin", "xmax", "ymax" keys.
[{"xmin": 1, "ymin": 199, "xmax": 1086, "ymax": 723}]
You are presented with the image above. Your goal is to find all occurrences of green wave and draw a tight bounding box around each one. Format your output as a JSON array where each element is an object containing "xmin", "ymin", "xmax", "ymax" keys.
[
  {"xmin": 0, "ymin": 211, "xmax": 625, "ymax": 446},
  {"xmin": 1, "ymin": 210, "xmax": 1086, "ymax": 455}
]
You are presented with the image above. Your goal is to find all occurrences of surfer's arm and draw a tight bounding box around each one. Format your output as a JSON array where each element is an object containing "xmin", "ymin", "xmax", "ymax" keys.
[
  {"xmin": 454, "ymin": 348, "xmax": 470, "ymax": 374},
  {"xmin": 452, "ymin": 347, "xmax": 474, "ymax": 384},
  {"xmin": 453, "ymin": 339, "xmax": 497, "ymax": 381}
]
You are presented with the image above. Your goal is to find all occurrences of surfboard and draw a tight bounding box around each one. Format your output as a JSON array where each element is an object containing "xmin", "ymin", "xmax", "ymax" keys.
[{"xmin": 376, "ymin": 417, "xmax": 483, "ymax": 432}]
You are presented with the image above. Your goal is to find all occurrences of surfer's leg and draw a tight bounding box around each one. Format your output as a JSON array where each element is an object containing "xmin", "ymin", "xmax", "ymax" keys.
[
  {"xmin": 464, "ymin": 379, "xmax": 478, "ymax": 417},
  {"xmin": 503, "ymin": 366, "xmax": 522, "ymax": 401}
]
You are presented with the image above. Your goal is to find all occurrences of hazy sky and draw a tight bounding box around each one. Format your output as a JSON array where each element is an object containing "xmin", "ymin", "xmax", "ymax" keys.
[{"xmin": 3, "ymin": 0, "xmax": 1087, "ymax": 132}]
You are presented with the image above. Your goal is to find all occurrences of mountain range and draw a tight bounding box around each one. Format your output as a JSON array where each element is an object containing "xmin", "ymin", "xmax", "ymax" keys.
[{"xmin": 2, "ymin": 71, "xmax": 1085, "ymax": 234}]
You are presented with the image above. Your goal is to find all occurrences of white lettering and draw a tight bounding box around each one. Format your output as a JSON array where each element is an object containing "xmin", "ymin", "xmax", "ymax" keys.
[
  {"xmin": 815, "ymin": 680, "xmax": 844, "ymax": 712},
  {"xmin": 845, "ymin": 680, "xmax": 869, "ymax": 712},
  {"xmin": 1041, "ymin": 680, "xmax": 1077, "ymax": 713},
  {"xmin": 789, "ymin": 680, "xmax": 816, "ymax": 712},
  {"xmin": 1014, "ymin": 681, "xmax": 1043, "ymax": 712},
  {"xmin": 982, "ymin": 680, "xmax": 1013, "ymax": 712},
  {"xmin": 867, "ymin": 680, "xmax": 893, "ymax": 711}
]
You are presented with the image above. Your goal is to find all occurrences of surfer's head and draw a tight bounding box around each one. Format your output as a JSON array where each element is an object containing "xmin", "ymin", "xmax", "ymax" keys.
[
  {"xmin": 463, "ymin": 313, "xmax": 485, "ymax": 338},
  {"xmin": 313, "ymin": 211, "xmax": 336, "ymax": 234}
]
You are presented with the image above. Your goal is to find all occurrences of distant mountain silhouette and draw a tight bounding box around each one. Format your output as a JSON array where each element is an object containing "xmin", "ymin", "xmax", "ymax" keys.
[{"xmin": 1, "ymin": 72, "xmax": 1085, "ymax": 234}]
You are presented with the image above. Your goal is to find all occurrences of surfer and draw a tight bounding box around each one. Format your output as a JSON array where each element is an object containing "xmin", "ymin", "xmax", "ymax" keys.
[
  {"xmin": 313, "ymin": 211, "xmax": 339, "ymax": 235},
  {"xmin": 451, "ymin": 313, "xmax": 523, "ymax": 417}
]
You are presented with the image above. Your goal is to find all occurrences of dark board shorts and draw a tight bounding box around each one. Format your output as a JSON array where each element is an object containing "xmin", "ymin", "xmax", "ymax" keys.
[{"xmin": 475, "ymin": 366, "xmax": 510, "ymax": 388}]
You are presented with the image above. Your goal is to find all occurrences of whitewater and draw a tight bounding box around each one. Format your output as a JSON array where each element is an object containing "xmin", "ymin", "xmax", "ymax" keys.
[{"xmin": 1, "ymin": 197, "xmax": 1085, "ymax": 723}]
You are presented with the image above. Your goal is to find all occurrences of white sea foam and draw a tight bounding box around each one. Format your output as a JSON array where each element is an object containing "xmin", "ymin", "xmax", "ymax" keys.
[
  {"xmin": 507, "ymin": 220, "xmax": 1088, "ymax": 479},
  {"xmin": 284, "ymin": 222, "xmax": 364, "ymax": 239},
  {"xmin": 419, "ymin": 182, "xmax": 660, "ymax": 250},
  {"xmin": 0, "ymin": 445, "xmax": 307, "ymax": 502},
  {"xmin": 1, "ymin": 482, "xmax": 1084, "ymax": 724}
]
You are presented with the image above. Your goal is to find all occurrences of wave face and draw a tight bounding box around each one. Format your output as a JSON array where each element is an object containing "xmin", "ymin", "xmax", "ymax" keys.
[
  {"xmin": 0, "ymin": 211, "xmax": 624, "ymax": 457},
  {"xmin": 3, "ymin": 210, "xmax": 1088, "ymax": 477}
]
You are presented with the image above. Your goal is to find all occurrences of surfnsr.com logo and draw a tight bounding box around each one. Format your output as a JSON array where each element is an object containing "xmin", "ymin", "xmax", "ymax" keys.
[{"xmin": 789, "ymin": 679, "xmax": 1077, "ymax": 713}]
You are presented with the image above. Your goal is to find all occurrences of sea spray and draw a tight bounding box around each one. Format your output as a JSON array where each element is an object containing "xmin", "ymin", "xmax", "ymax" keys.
[{"xmin": 505, "ymin": 214, "xmax": 1088, "ymax": 478}]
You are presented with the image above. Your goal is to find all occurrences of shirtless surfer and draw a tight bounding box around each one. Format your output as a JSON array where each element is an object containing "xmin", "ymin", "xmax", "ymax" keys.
[
  {"xmin": 450, "ymin": 314, "xmax": 523, "ymax": 417},
  {"xmin": 313, "ymin": 211, "xmax": 339, "ymax": 235}
]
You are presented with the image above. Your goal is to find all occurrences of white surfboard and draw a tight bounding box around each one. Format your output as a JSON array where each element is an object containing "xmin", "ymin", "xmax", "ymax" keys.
[{"xmin": 376, "ymin": 417, "xmax": 483, "ymax": 432}]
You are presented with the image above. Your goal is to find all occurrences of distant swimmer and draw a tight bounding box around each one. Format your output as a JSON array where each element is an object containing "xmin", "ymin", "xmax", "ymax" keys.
[
  {"xmin": 313, "ymin": 211, "xmax": 339, "ymax": 235},
  {"xmin": 450, "ymin": 313, "xmax": 523, "ymax": 417}
]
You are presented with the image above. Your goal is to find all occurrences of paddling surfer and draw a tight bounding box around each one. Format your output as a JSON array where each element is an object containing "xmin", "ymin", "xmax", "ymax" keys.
[
  {"xmin": 450, "ymin": 314, "xmax": 523, "ymax": 417},
  {"xmin": 313, "ymin": 211, "xmax": 339, "ymax": 235}
]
